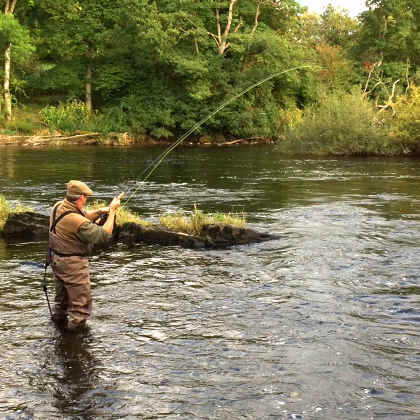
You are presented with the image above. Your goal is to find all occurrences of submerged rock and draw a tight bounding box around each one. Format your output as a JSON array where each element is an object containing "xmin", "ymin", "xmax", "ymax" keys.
[{"xmin": 2, "ymin": 212, "xmax": 278, "ymax": 249}]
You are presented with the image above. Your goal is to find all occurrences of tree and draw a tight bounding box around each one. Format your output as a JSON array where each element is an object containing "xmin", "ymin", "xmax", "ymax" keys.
[
  {"xmin": 357, "ymin": 0, "xmax": 420, "ymax": 71},
  {"xmin": 320, "ymin": 4, "xmax": 358, "ymax": 50},
  {"xmin": 25, "ymin": 0, "xmax": 118, "ymax": 113},
  {"xmin": 0, "ymin": 0, "xmax": 33, "ymax": 121},
  {"xmin": 20, "ymin": 0, "xmax": 312, "ymax": 139},
  {"xmin": 296, "ymin": 6, "xmax": 359, "ymax": 92}
]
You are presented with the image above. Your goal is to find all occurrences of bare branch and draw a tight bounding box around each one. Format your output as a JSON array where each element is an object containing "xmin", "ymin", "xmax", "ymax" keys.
[
  {"xmin": 390, "ymin": 79, "xmax": 400, "ymax": 98},
  {"xmin": 405, "ymin": 59, "xmax": 410, "ymax": 94},
  {"xmin": 223, "ymin": 0, "xmax": 238, "ymax": 40},
  {"xmin": 251, "ymin": 2, "xmax": 261, "ymax": 37},
  {"xmin": 208, "ymin": 31, "xmax": 219, "ymax": 44},
  {"xmin": 378, "ymin": 79, "xmax": 400, "ymax": 115},
  {"xmin": 10, "ymin": 0, "xmax": 18, "ymax": 14},
  {"xmin": 233, "ymin": 18, "xmax": 243, "ymax": 33},
  {"xmin": 194, "ymin": 38, "xmax": 200, "ymax": 55},
  {"xmin": 216, "ymin": 8, "xmax": 222, "ymax": 44}
]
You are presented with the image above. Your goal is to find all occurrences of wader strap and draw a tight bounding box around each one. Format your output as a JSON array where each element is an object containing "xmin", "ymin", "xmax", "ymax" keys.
[
  {"xmin": 51, "ymin": 249, "xmax": 88, "ymax": 258},
  {"xmin": 49, "ymin": 204, "xmax": 88, "ymax": 257},
  {"xmin": 50, "ymin": 204, "xmax": 84, "ymax": 233}
]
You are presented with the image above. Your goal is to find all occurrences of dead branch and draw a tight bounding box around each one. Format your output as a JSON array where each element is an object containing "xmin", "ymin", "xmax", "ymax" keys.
[
  {"xmin": 378, "ymin": 79, "xmax": 400, "ymax": 115},
  {"xmin": 250, "ymin": 2, "xmax": 261, "ymax": 36}
]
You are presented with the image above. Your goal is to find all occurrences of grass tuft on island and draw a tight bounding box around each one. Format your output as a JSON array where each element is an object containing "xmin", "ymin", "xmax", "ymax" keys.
[
  {"xmin": 0, "ymin": 195, "xmax": 34, "ymax": 232},
  {"xmin": 87, "ymin": 201, "xmax": 151, "ymax": 227},
  {"xmin": 160, "ymin": 205, "xmax": 247, "ymax": 236},
  {"xmin": 88, "ymin": 201, "xmax": 246, "ymax": 236}
]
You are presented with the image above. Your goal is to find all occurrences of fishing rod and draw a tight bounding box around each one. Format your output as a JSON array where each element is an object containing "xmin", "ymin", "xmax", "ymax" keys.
[
  {"xmin": 122, "ymin": 65, "xmax": 314, "ymax": 207},
  {"xmin": 41, "ymin": 65, "xmax": 315, "ymax": 317}
]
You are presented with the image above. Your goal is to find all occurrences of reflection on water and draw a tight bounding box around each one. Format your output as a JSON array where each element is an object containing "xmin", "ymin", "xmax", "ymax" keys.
[
  {"xmin": 0, "ymin": 147, "xmax": 420, "ymax": 419},
  {"xmin": 45, "ymin": 330, "xmax": 99, "ymax": 419}
]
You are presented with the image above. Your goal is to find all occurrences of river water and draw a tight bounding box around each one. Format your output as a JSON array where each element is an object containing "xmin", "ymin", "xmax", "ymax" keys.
[{"xmin": 0, "ymin": 146, "xmax": 419, "ymax": 419}]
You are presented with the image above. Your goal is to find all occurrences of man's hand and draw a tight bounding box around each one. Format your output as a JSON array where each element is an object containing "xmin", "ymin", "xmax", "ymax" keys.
[
  {"xmin": 109, "ymin": 192, "xmax": 125, "ymax": 212},
  {"xmin": 101, "ymin": 192, "xmax": 125, "ymax": 234}
]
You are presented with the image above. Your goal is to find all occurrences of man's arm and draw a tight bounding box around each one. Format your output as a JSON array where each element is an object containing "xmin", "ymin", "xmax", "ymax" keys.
[
  {"xmin": 77, "ymin": 221, "xmax": 112, "ymax": 249},
  {"xmin": 102, "ymin": 193, "xmax": 124, "ymax": 234},
  {"xmin": 77, "ymin": 192, "xmax": 125, "ymax": 248},
  {"xmin": 84, "ymin": 207, "xmax": 108, "ymax": 222}
]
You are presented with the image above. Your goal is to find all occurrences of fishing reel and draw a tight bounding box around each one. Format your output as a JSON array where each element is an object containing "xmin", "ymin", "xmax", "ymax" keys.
[{"xmin": 95, "ymin": 212, "xmax": 109, "ymax": 226}]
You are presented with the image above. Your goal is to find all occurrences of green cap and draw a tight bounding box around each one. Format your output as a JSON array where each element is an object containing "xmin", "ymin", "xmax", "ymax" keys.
[{"xmin": 66, "ymin": 180, "xmax": 93, "ymax": 196}]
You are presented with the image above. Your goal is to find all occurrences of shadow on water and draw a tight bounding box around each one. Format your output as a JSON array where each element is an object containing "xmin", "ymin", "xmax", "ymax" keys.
[
  {"xmin": 47, "ymin": 329, "xmax": 99, "ymax": 419},
  {"xmin": 36, "ymin": 323, "xmax": 141, "ymax": 420}
]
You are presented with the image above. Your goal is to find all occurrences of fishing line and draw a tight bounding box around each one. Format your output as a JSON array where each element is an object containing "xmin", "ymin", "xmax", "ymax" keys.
[{"xmin": 123, "ymin": 65, "xmax": 314, "ymax": 207}]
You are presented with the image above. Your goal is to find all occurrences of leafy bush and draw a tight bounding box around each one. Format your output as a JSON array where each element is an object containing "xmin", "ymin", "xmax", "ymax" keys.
[
  {"xmin": 40, "ymin": 100, "xmax": 92, "ymax": 134},
  {"xmin": 278, "ymin": 89, "xmax": 398, "ymax": 156},
  {"xmin": 391, "ymin": 84, "xmax": 420, "ymax": 153}
]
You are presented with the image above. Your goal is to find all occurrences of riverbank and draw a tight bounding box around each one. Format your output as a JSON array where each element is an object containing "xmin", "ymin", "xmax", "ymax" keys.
[{"xmin": 0, "ymin": 132, "xmax": 275, "ymax": 147}]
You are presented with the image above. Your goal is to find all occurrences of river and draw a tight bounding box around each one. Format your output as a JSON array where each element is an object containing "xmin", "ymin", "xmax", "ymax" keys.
[{"xmin": 0, "ymin": 146, "xmax": 419, "ymax": 419}]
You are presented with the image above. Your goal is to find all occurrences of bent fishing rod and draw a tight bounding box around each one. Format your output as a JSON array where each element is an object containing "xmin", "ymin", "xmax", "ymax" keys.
[{"xmin": 122, "ymin": 65, "xmax": 314, "ymax": 208}]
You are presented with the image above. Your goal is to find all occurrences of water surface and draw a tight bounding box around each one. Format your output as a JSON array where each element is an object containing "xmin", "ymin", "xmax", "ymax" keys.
[{"xmin": 1, "ymin": 146, "xmax": 419, "ymax": 419}]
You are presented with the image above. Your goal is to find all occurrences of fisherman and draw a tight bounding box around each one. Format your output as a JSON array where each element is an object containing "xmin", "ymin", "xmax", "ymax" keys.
[{"xmin": 49, "ymin": 180, "xmax": 124, "ymax": 331}]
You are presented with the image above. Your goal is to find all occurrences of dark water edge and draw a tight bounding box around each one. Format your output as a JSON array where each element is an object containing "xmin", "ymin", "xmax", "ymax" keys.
[{"xmin": 1, "ymin": 146, "xmax": 420, "ymax": 419}]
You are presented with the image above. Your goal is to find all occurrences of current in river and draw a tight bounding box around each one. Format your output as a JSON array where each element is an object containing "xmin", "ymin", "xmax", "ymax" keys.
[{"xmin": 0, "ymin": 146, "xmax": 420, "ymax": 419}]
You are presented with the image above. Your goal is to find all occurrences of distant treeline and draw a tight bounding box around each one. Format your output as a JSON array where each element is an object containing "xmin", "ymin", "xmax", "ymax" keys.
[{"xmin": 0, "ymin": 0, "xmax": 419, "ymax": 154}]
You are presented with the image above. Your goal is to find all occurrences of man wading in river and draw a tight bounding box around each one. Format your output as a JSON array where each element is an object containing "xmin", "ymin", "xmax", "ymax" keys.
[{"xmin": 49, "ymin": 180, "xmax": 124, "ymax": 331}]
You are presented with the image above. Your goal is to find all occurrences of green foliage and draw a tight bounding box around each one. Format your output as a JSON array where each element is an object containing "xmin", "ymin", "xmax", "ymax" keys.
[
  {"xmin": 0, "ymin": 195, "xmax": 11, "ymax": 232},
  {"xmin": 0, "ymin": 195, "xmax": 33, "ymax": 232},
  {"xmin": 315, "ymin": 42, "xmax": 355, "ymax": 91},
  {"xmin": 391, "ymin": 84, "xmax": 420, "ymax": 152},
  {"xmin": 87, "ymin": 201, "xmax": 150, "ymax": 226},
  {"xmin": 0, "ymin": 14, "xmax": 34, "ymax": 61},
  {"xmin": 116, "ymin": 206, "xmax": 150, "ymax": 227},
  {"xmin": 356, "ymin": 0, "xmax": 420, "ymax": 68},
  {"xmin": 320, "ymin": 5, "xmax": 359, "ymax": 49},
  {"xmin": 4, "ymin": 119, "xmax": 36, "ymax": 134},
  {"xmin": 20, "ymin": 0, "xmax": 314, "ymax": 140},
  {"xmin": 40, "ymin": 100, "xmax": 92, "ymax": 134},
  {"xmin": 1, "ymin": 0, "xmax": 416, "ymax": 156},
  {"xmin": 278, "ymin": 89, "xmax": 398, "ymax": 156}
]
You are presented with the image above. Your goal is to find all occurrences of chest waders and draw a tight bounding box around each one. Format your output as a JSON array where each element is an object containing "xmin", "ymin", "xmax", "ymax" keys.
[{"xmin": 43, "ymin": 204, "xmax": 84, "ymax": 318}]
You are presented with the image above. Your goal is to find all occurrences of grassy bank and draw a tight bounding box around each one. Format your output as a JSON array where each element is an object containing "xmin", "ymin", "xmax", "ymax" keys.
[{"xmin": 4, "ymin": 85, "xmax": 419, "ymax": 155}]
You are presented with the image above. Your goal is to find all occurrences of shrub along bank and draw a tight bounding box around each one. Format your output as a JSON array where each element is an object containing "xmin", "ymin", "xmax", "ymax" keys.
[
  {"xmin": 2, "ymin": 85, "xmax": 420, "ymax": 156},
  {"xmin": 277, "ymin": 86, "xmax": 420, "ymax": 156}
]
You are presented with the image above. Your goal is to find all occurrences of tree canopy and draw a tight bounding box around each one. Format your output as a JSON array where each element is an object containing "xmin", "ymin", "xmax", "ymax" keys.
[{"xmin": 0, "ymin": 0, "xmax": 417, "ymax": 141}]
